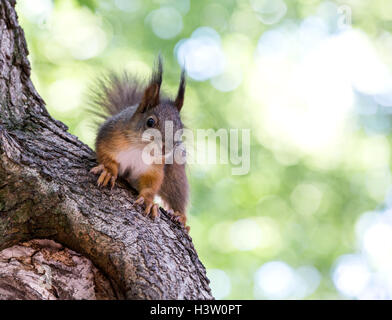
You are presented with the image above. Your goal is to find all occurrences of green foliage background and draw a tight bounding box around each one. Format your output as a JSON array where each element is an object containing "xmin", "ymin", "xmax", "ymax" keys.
[{"xmin": 15, "ymin": 0, "xmax": 392, "ymax": 299}]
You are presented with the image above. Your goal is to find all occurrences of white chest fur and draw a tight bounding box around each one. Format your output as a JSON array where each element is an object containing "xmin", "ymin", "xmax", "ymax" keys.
[{"xmin": 116, "ymin": 147, "xmax": 150, "ymax": 187}]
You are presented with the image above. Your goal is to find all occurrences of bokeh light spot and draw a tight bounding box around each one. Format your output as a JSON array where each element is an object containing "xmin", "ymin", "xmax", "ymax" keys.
[
  {"xmin": 332, "ymin": 254, "xmax": 372, "ymax": 298},
  {"xmin": 255, "ymin": 261, "xmax": 322, "ymax": 299},
  {"xmin": 255, "ymin": 261, "xmax": 296, "ymax": 299},
  {"xmin": 114, "ymin": 0, "xmax": 141, "ymax": 12},
  {"xmin": 229, "ymin": 219, "xmax": 262, "ymax": 251},
  {"xmin": 207, "ymin": 269, "xmax": 231, "ymax": 299},
  {"xmin": 18, "ymin": 0, "xmax": 53, "ymax": 24},
  {"xmin": 251, "ymin": 0, "xmax": 287, "ymax": 25},
  {"xmin": 149, "ymin": 7, "xmax": 183, "ymax": 39},
  {"xmin": 175, "ymin": 27, "xmax": 225, "ymax": 81},
  {"xmin": 290, "ymin": 183, "xmax": 322, "ymax": 216}
]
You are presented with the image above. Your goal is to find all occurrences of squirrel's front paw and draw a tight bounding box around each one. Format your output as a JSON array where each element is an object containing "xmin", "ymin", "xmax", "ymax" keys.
[
  {"xmin": 90, "ymin": 164, "xmax": 117, "ymax": 189},
  {"xmin": 134, "ymin": 196, "xmax": 160, "ymax": 220}
]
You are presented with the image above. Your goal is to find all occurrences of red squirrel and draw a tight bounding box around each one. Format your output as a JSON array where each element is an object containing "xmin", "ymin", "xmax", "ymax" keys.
[{"xmin": 90, "ymin": 56, "xmax": 190, "ymax": 232}]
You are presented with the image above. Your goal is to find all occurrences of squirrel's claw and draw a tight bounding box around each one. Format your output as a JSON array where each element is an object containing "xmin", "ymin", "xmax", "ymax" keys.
[
  {"xmin": 110, "ymin": 176, "xmax": 116, "ymax": 190},
  {"xmin": 97, "ymin": 170, "xmax": 111, "ymax": 187},
  {"xmin": 91, "ymin": 164, "xmax": 117, "ymax": 188},
  {"xmin": 134, "ymin": 196, "xmax": 145, "ymax": 206},
  {"xmin": 145, "ymin": 202, "xmax": 160, "ymax": 220},
  {"xmin": 134, "ymin": 196, "xmax": 160, "ymax": 220},
  {"xmin": 170, "ymin": 211, "xmax": 186, "ymax": 224},
  {"xmin": 169, "ymin": 211, "xmax": 190, "ymax": 233},
  {"xmin": 102, "ymin": 171, "xmax": 112, "ymax": 187},
  {"xmin": 90, "ymin": 164, "xmax": 104, "ymax": 175},
  {"xmin": 97, "ymin": 171, "xmax": 106, "ymax": 186}
]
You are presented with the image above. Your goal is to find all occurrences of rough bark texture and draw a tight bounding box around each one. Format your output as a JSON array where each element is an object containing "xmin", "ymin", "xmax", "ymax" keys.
[
  {"xmin": 0, "ymin": 239, "xmax": 117, "ymax": 299},
  {"xmin": 0, "ymin": 0, "xmax": 213, "ymax": 300}
]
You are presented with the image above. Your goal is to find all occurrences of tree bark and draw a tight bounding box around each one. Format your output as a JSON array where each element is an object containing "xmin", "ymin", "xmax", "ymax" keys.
[
  {"xmin": 0, "ymin": 0, "xmax": 213, "ymax": 300},
  {"xmin": 0, "ymin": 239, "xmax": 118, "ymax": 299}
]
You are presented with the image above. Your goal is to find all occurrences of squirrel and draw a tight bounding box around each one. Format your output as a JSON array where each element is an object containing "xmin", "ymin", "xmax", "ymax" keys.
[{"xmin": 89, "ymin": 56, "xmax": 190, "ymax": 232}]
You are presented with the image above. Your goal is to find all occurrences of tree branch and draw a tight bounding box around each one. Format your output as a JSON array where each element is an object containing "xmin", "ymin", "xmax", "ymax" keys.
[{"xmin": 0, "ymin": 0, "xmax": 212, "ymax": 300}]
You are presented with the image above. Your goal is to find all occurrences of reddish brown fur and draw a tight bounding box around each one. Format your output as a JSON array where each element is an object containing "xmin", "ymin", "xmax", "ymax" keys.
[
  {"xmin": 90, "ymin": 56, "xmax": 190, "ymax": 232},
  {"xmin": 91, "ymin": 127, "xmax": 131, "ymax": 188},
  {"xmin": 159, "ymin": 162, "xmax": 188, "ymax": 227},
  {"xmin": 135, "ymin": 164, "xmax": 164, "ymax": 219}
]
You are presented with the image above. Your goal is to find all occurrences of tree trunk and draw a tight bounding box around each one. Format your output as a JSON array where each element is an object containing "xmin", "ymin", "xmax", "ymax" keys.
[{"xmin": 0, "ymin": 0, "xmax": 213, "ymax": 300}]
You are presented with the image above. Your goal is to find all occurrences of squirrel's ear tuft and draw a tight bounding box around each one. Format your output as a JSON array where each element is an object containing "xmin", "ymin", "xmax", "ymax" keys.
[
  {"xmin": 138, "ymin": 55, "xmax": 163, "ymax": 113},
  {"xmin": 174, "ymin": 68, "xmax": 186, "ymax": 112}
]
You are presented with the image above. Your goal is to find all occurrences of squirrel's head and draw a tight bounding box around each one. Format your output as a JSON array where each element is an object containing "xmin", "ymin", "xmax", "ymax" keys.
[{"xmin": 132, "ymin": 56, "xmax": 186, "ymax": 157}]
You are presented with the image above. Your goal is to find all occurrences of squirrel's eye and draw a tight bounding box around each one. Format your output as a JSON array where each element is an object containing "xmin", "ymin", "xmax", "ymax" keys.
[{"xmin": 146, "ymin": 117, "xmax": 155, "ymax": 127}]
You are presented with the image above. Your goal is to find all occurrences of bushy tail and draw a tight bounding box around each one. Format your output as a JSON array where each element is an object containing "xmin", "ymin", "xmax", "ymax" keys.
[{"xmin": 88, "ymin": 72, "xmax": 145, "ymax": 121}]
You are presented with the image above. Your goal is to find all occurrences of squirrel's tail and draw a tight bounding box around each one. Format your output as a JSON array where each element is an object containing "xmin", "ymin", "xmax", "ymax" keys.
[{"xmin": 88, "ymin": 72, "xmax": 145, "ymax": 120}]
